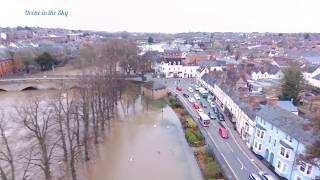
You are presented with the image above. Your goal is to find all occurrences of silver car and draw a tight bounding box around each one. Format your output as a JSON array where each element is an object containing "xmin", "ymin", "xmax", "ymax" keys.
[{"xmin": 249, "ymin": 171, "xmax": 275, "ymax": 180}]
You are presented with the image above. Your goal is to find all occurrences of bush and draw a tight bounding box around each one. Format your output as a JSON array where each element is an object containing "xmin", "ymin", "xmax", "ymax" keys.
[
  {"xmin": 185, "ymin": 128, "xmax": 201, "ymax": 146},
  {"xmin": 205, "ymin": 160, "xmax": 221, "ymax": 179},
  {"xmin": 185, "ymin": 116, "xmax": 197, "ymax": 129}
]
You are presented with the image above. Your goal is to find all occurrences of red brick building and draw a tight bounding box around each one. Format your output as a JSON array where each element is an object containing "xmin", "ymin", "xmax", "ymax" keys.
[{"xmin": 0, "ymin": 50, "xmax": 14, "ymax": 77}]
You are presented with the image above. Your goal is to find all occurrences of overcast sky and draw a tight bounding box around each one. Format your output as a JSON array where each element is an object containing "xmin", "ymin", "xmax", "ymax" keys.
[{"xmin": 1, "ymin": 0, "xmax": 319, "ymax": 33}]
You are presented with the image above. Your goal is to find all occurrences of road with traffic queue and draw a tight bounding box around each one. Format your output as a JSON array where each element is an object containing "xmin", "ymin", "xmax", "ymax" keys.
[{"xmin": 154, "ymin": 77, "xmax": 278, "ymax": 180}]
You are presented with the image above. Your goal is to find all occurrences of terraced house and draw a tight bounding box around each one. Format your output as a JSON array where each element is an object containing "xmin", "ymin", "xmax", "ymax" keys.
[{"xmin": 252, "ymin": 105, "xmax": 320, "ymax": 180}]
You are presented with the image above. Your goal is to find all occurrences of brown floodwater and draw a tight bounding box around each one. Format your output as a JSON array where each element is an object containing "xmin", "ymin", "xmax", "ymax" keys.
[
  {"xmin": 79, "ymin": 99, "xmax": 203, "ymax": 180},
  {"xmin": 0, "ymin": 90, "xmax": 203, "ymax": 180}
]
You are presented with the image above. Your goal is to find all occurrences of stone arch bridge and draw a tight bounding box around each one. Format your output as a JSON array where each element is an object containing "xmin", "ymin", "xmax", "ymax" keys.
[{"xmin": 0, "ymin": 75, "xmax": 144, "ymax": 92}]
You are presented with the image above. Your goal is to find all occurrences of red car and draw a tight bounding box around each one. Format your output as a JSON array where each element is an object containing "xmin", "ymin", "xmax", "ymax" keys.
[
  {"xmin": 176, "ymin": 86, "xmax": 182, "ymax": 91},
  {"xmin": 193, "ymin": 103, "xmax": 200, "ymax": 109},
  {"xmin": 218, "ymin": 127, "xmax": 229, "ymax": 139}
]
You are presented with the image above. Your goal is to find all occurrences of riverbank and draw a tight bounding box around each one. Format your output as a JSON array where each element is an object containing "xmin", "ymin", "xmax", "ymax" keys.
[{"xmin": 166, "ymin": 94, "xmax": 224, "ymax": 180}]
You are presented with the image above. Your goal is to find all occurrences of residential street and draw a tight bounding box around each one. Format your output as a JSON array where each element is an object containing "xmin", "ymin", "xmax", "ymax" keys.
[{"xmin": 155, "ymin": 77, "xmax": 278, "ymax": 180}]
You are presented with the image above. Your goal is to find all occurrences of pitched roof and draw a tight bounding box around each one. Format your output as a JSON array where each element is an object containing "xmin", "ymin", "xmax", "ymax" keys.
[
  {"xmin": 276, "ymin": 101, "xmax": 298, "ymax": 112},
  {"xmin": 196, "ymin": 60, "xmax": 226, "ymax": 67},
  {"xmin": 256, "ymin": 104, "xmax": 316, "ymax": 145}
]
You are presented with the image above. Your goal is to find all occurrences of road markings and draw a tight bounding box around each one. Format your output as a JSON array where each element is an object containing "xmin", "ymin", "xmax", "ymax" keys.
[
  {"xmin": 226, "ymin": 142, "xmax": 234, "ymax": 152},
  {"xmin": 206, "ymin": 132, "xmax": 239, "ymax": 180},
  {"xmin": 237, "ymin": 157, "xmax": 247, "ymax": 171},
  {"xmin": 213, "ymin": 101, "xmax": 261, "ymax": 171},
  {"xmin": 176, "ymin": 92, "xmax": 240, "ymax": 180}
]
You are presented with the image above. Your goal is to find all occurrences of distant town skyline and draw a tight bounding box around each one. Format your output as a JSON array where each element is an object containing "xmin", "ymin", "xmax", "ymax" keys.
[{"xmin": 1, "ymin": 0, "xmax": 320, "ymax": 33}]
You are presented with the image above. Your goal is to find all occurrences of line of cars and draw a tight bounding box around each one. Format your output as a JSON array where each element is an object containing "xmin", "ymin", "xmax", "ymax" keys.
[
  {"xmin": 181, "ymin": 84, "xmax": 229, "ymax": 139},
  {"xmin": 179, "ymin": 83, "xmax": 276, "ymax": 179}
]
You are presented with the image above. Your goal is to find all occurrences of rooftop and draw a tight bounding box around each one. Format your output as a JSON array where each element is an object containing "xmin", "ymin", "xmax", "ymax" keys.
[
  {"xmin": 276, "ymin": 101, "xmax": 298, "ymax": 112},
  {"xmin": 257, "ymin": 104, "xmax": 316, "ymax": 145}
]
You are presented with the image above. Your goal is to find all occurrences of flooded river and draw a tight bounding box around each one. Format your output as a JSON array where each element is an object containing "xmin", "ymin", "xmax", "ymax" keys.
[
  {"xmin": 80, "ymin": 99, "xmax": 203, "ymax": 180},
  {"xmin": 0, "ymin": 90, "xmax": 203, "ymax": 180}
]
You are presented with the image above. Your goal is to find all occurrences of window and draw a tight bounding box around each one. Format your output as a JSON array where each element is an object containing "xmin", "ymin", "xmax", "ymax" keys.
[
  {"xmin": 299, "ymin": 162, "xmax": 312, "ymax": 175},
  {"xmin": 256, "ymin": 129, "xmax": 260, "ymax": 137},
  {"xmin": 271, "ymin": 125, "xmax": 274, "ymax": 131},
  {"xmin": 285, "ymin": 150, "xmax": 290, "ymax": 159},
  {"xmin": 279, "ymin": 146, "xmax": 290, "ymax": 159},
  {"xmin": 277, "ymin": 161, "xmax": 282, "ymax": 169},
  {"xmin": 280, "ymin": 147, "xmax": 285, "ymax": 156},
  {"xmin": 254, "ymin": 141, "xmax": 258, "ymax": 148},
  {"xmin": 269, "ymin": 136, "xmax": 272, "ymax": 143},
  {"xmin": 258, "ymin": 144, "xmax": 262, "ymax": 150},
  {"xmin": 274, "ymin": 140, "xmax": 277, "ymax": 147},
  {"xmin": 256, "ymin": 129, "xmax": 264, "ymax": 139}
]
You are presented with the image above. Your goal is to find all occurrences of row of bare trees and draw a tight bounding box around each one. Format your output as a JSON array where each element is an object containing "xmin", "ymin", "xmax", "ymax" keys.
[{"xmin": 0, "ymin": 38, "xmax": 143, "ymax": 180}]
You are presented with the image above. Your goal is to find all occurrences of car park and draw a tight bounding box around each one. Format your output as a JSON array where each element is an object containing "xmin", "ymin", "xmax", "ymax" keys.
[
  {"xmin": 194, "ymin": 93, "xmax": 201, "ymax": 100},
  {"xmin": 218, "ymin": 127, "xmax": 229, "ymax": 139},
  {"xmin": 183, "ymin": 93, "xmax": 189, "ymax": 98},
  {"xmin": 188, "ymin": 87, "xmax": 194, "ymax": 93},
  {"xmin": 188, "ymin": 97, "xmax": 195, "ymax": 103}
]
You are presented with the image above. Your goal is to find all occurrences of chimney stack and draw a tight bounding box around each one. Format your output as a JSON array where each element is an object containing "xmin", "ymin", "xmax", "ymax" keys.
[{"xmin": 266, "ymin": 96, "xmax": 278, "ymax": 105}]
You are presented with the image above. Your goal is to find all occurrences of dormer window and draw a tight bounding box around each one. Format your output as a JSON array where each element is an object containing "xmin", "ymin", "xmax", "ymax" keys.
[{"xmin": 299, "ymin": 162, "xmax": 312, "ymax": 175}]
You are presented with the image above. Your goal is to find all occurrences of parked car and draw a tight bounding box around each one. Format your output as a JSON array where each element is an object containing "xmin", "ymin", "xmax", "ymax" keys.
[
  {"xmin": 194, "ymin": 93, "xmax": 201, "ymax": 100},
  {"xmin": 249, "ymin": 173, "xmax": 263, "ymax": 180},
  {"xmin": 193, "ymin": 102, "xmax": 200, "ymax": 109},
  {"xmin": 188, "ymin": 87, "xmax": 194, "ymax": 93},
  {"xmin": 207, "ymin": 98, "xmax": 212, "ymax": 103},
  {"xmin": 200, "ymin": 102, "xmax": 207, "ymax": 108},
  {"xmin": 195, "ymin": 84, "xmax": 200, "ymax": 91},
  {"xmin": 218, "ymin": 127, "xmax": 229, "ymax": 139},
  {"xmin": 197, "ymin": 108, "xmax": 204, "ymax": 113},
  {"xmin": 210, "ymin": 102, "xmax": 215, "ymax": 108},
  {"xmin": 213, "ymin": 107, "xmax": 218, "ymax": 114},
  {"xmin": 218, "ymin": 113, "xmax": 225, "ymax": 121},
  {"xmin": 183, "ymin": 93, "xmax": 189, "ymax": 98},
  {"xmin": 208, "ymin": 112, "xmax": 215, "ymax": 119},
  {"xmin": 188, "ymin": 97, "xmax": 195, "ymax": 103},
  {"xmin": 176, "ymin": 86, "xmax": 182, "ymax": 91},
  {"xmin": 258, "ymin": 171, "xmax": 276, "ymax": 180},
  {"xmin": 249, "ymin": 171, "xmax": 275, "ymax": 180}
]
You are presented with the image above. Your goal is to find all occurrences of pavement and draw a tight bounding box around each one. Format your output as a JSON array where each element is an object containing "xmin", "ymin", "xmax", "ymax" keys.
[{"xmin": 153, "ymin": 77, "xmax": 278, "ymax": 180}]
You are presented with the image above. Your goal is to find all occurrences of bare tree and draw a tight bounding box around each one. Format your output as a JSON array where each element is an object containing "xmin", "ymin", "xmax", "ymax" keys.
[
  {"xmin": 16, "ymin": 99, "xmax": 58, "ymax": 180},
  {"xmin": 0, "ymin": 113, "xmax": 15, "ymax": 180}
]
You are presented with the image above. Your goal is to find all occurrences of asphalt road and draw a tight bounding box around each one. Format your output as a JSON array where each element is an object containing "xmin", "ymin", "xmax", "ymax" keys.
[{"xmin": 157, "ymin": 77, "xmax": 276, "ymax": 180}]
